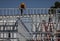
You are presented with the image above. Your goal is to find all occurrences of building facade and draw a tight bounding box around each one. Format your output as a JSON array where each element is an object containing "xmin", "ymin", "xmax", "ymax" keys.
[{"xmin": 0, "ymin": 8, "xmax": 60, "ymax": 41}]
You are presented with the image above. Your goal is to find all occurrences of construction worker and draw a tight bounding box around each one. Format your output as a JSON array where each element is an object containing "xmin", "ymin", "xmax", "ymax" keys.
[{"xmin": 19, "ymin": 2, "xmax": 26, "ymax": 16}]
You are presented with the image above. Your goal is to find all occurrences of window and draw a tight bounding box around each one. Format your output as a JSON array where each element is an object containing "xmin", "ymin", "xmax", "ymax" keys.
[
  {"xmin": 11, "ymin": 27, "xmax": 13, "ymax": 30},
  {"xmin": 7, "ymin": 27, "xmax": 10, "ymax": 30},
  {"xmin": 1, "ymin": 26, "xmax": 3, "ymax": 30},
  {"xmin": 5, "ymin": 27, "xmax": 7, "ymax": 30},
  {"xmin": 14, "ymin": 27, "xmax": 17, "ymax": 30},
  {"xmin": 10, "ymin": 33, "xmax": 13, "ymax": 38},
  {"xmin": 6, "ymin": 33, "xmax": 8, "ymax": 38},
  {"xmin": 1, "ymin": 33, "xmax": 3, "ymax": 38},
  {"xmin": 14, "ymin": 33, "xmax": 16, "ymax": 38},
  {"xmin": 8, "ymin": 33, "xmax": 10, "ymax": 38},
  {"xmin": 4, "ymin": 33, "xmax": 7, "ymax": 38}
]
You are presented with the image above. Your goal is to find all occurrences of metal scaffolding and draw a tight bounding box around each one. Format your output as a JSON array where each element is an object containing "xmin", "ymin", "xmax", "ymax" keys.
[{"xmin": 0, "ymin": 8, "xmax": 60, "ymax": 41}]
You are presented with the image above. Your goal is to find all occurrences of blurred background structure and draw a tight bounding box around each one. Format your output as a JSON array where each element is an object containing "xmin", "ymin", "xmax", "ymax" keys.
[
  {"xmin": 0, "ymin": 0, "xmax": 60, "ymax": 41},
  {"xmin": 0, "ymin": 8, "xmax": 60, "ymax": 41}
]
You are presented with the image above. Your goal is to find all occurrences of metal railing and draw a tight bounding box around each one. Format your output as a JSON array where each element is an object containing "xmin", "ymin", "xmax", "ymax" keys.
[{"xmin": 0, "ymin": 8, "xmax": 60, "ymax": 15}]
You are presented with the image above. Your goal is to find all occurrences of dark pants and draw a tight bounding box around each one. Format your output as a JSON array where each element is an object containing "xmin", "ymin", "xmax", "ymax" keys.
[{"xmin": 21, "ymin": 9, "xmax": 23, "ymax": 16}]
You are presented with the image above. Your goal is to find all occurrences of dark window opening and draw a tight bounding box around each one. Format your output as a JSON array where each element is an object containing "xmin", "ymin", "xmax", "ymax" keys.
[{"xmin": 8, "ymin": 33, "xmax": 10, "ymax": 38}]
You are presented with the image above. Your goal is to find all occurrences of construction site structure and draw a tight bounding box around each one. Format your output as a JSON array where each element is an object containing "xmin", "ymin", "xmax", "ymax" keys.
[{"xmin": 0, "ymin": 8, "xmax": 60, "ymax": 41}]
